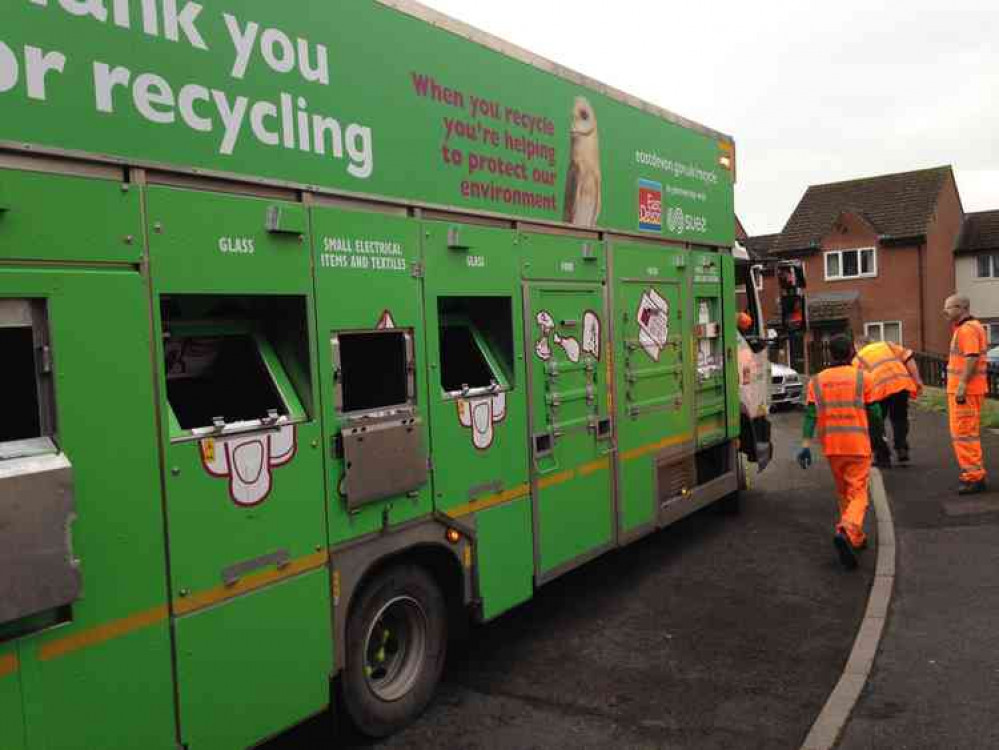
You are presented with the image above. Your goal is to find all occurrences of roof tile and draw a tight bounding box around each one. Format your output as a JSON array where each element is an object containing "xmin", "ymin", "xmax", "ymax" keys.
[
  {"xmin": 772, "ymin": 166, "xmax": 952, "ymax": 254},
  {"xmin": 955, "ymin": 210, "xmax": 999, "ymax": 254}
]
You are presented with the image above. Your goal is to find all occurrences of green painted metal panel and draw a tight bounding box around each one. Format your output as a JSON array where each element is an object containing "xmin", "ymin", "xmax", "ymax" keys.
[
  {"xmin": 475, "ymin": 499, "xmax": 533, "ymax": 621},
  {"xmin": 0, "ymin": 169, "xmax": 141, "ymax": 264},
  {"xmin": 0, "ymin": 263, "xmax": 175, "ymax": 750},
  {"xmin": 527, "ymin": 280, "xmax": 612, "ymax": 574},
  {"xmin": 611, "ymin": 242, "xmax": 692, "ymax": 533},
  {"xmin": 21, "ymin": 624, "xmax": 175, "ymax": 750},
  {"xmin": 175, "ymin": 569, "xmax": 332, "ymax": 750},
  {"xmin": 518, "ymin": 232, "xmax": 606, "ymax": 283},
  {"xmin": 0, "ymin": 647, "xmax": 25, "ymax": 750},
  {"xmin": 147, "ymin": 186, "xmax": 310, "ymax": 294},
  {"xmin": 311, "ymin": 207, "xmax": 434, "ymax": 546},
  {"xmin": 422, "ymin": 222, "xmax": 529, "ymax": 516},
  {"xmin": 721, "ymin": 254, "xmax": 740, "ymax": 439},
  {"xmin": 144, "ymin": 185, "xmax": 333, "ymax": 747},
  {"xmin": 421, "ymin": 222, "xmax": 532, "ymax": 620},
  {"xmin": 146, "ymin": 186, "xmax": 327, "ymax": 600},
  {"xmin": 691, "ymin": 251, "xmax": 727, "ymax": 448},
  {"xmin": 1, "ymin": 2, "xmax": 734, "ymax": 244}
]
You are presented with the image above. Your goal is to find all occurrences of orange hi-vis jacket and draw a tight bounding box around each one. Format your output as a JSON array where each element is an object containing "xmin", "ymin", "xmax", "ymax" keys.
[
  {"xmin": 948, "ymin": 318, "xmax": 988, "ymax": 396},
  {"xmin": 853, "ymin": 341, "xmax": 917, "ymax": 400},
  {"xmin": 807, "ymin": 365, "xmax": 875, "ymax": 456}
]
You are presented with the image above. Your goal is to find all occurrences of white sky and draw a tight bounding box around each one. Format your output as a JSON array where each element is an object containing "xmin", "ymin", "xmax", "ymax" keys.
[{"xmin": 420, "ymin": 0, "xmax": 999, "ymax": 235}]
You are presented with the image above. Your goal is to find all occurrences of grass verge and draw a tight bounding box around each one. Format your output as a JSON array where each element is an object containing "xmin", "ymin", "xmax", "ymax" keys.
[{"xmin": 914, "ymin": 386, "xmax": 999, "ymax": 430}]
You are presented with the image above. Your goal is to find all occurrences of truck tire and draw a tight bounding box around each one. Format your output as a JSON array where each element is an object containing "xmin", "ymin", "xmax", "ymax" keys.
[
  {"xmin": 341, "ymin": 565, "xmax": 448, "ymax": 738},
  {"xmin": 718, "ymin": 453, "xmax": 747, "ymax": 515}
]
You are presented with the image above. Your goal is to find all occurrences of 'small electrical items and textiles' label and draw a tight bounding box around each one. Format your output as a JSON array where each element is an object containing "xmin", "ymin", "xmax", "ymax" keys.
[
  {"xmin": 319, "ymin": 237, "xmax": 407, "ymax": 273},
  {"xmin": 1, "ymin": 1, "xmax": 733, "ymax": 245}
]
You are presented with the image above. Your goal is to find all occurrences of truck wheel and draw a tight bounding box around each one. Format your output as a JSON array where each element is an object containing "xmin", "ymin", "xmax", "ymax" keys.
[
  {"xmin": 718, "ymin": 454, "xmax": 748, "ymax": 514},
  {"xmin": 341, "ymin": 565, "xmax": 447, "ymax": 738}
]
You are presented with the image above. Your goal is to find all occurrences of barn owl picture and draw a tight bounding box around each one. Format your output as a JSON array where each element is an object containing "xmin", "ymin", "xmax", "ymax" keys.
[{"xmin": 563, "ymin": 96, "xmax": 602, "ymax": 227}]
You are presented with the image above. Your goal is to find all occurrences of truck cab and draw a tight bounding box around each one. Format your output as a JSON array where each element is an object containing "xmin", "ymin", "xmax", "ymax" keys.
[{"xmin": 733, "ymin": 242, "xmax": 773, "ymax": 476}]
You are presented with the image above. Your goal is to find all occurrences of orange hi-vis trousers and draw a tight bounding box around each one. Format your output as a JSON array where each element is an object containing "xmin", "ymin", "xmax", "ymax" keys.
[
  {"xmin": 949, "ymin": 395, "xmax": 987, "ymax": 483},
  {"xmin": 827, "ymin": 456, "xmax": 871, "ymax": 549}
]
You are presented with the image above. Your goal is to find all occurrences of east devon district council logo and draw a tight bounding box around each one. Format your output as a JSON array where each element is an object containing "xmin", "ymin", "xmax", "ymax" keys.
[{"xmin": 638, "ymin": 179, "xmax": 662, "ymax": 232}]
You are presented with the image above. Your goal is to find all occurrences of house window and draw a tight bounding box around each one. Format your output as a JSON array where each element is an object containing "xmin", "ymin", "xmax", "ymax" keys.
[
  {"xmin": 976, "ymin": 252, "xmax": 999, "ymax": 279},
  {"xmin": 987, "ymin": 322, "xmax": 999, "ymax": 346},
  {"xmin": 825, "ymin": 247, "xmax": 877, "ymax": 281},
  {"xmin": 865, "ymin": 321, "xmax": 902, "ymax": 345}
]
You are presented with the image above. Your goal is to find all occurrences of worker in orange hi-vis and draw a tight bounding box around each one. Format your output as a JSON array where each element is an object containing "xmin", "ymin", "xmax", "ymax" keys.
[
  {"xmin": 797, "ymin": 334, "xmax": 884, "ymax": 570},
  {"xmin": 737, "ymin": 311, "xmax": 754, "ymax": 334},
  {"xmin": 943, "ymin": 294, "xmax": 989, "ymax": 495},
  {"xmin": 853, "ymin": 336, "xmax": 924, "ymax": 467}
]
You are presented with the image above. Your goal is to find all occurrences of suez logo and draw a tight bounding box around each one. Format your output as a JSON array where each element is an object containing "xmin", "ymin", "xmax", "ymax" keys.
[
  {"xmin": 666, "ymin": 206, "xmax": 709, "ymax": 235},
  {"xmin": 637, "ymin": 180, "xmax": 709, "ymax": 236}
]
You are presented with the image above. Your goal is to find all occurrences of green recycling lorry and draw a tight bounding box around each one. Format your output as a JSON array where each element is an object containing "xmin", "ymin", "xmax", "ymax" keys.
[{"xmin": 0, "ymin": 1, "xmax": 777, "ymax": 747}]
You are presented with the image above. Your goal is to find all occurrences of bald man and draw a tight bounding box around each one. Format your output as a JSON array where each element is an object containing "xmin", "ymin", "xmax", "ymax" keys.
[{"xmin": 943, "ymin": 294, "xmax": 989, "ymax": 494}]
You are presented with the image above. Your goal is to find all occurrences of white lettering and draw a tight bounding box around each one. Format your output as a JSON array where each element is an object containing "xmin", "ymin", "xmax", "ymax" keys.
[
  {"xmin": 312, "ymin": 116, "xmax": 343, "ymax": 158},
  {"xmin": 223, "ymin": 13, "xmax": 258, "ymax": 80},
  {"xmin": 250, "ymin": 100, "xmax": 279, "ymax": 146},
  {"xmin": 140, "ymin": 0, "xmax": 158, "ymax": 35},
  {"xmin": 178, "ymin": 83, "xmax": 211, "ymax": 131},
  {"xmin": 24, "ymin": 46, "xmax": 66, "ymax": 101},
  {"xmin": 345, "ymin": 123, "xmax": 373, "ymax": 179},
  {"xmin": 279, "ymin": 92, "xmax": 294, "ymax": 148},
  {"xmin": 162, "ymin": 0, "xmax": 206, "ymax": 50},
  {"xmin": 296, "ymin": 38, "xmax": 328, "ymax": 85},
  {"xmin": 218, "ymin": 236, "xmax": 255, "ymax": 254},
  {"xmin": 93, "ymin": 61, "xmax": 131, "ymax": 113},
  {"xmin": 212, "ymin": 89, "xmax": 248, "ymax": 156},
  {"xmin": 260, "ymin": 28, "xmax": 294, "ymax": 74},
  {"xmin": 58, "ymin": 0, "xmax": 108, "ymax": 23},
  {"xmin": 133, "ymin": 72, "xmax": 175, "ymax": 124},
  {"xmin": 110, "ymin": 0, "xmax": 131, "ymax": 28},
  {"xmin": 0, "ymin": 42, "xmax": 19, "ymax": 94}
]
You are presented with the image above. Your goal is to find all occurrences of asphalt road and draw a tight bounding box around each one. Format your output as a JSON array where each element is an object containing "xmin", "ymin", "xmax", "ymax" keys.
[{"xmin": 267, "ymin": 410, "xmax": 874, "ymax": 750}]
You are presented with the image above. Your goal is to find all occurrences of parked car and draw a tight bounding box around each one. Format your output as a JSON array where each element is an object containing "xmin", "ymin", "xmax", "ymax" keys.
[
  {"xmin": 770, "ymin": 362, "xmax": 804, "ymax": 409},
  {"xmin": 987, "ymin": 345, "xmax": 999, "ymax": 368}
]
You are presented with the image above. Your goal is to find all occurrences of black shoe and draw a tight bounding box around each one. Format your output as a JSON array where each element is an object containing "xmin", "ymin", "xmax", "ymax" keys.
[
  {"xmin": 874, "ymin": 456, "xmax": 892, "ymax": 469},
  {"xmin": 833, "ymin": 532, "xmax": 859, "ymax": 570},
  {"xmin": 896, "ymin": 448, "xmax": 910, "ymax": 463},
  {"xmin": 958, "ymin": 480, "xmax": 988, "ymax": 496}
]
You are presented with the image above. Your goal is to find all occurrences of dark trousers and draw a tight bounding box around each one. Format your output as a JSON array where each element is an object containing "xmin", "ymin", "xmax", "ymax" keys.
[{"xmin": 870, "ymin": 390, "xmax": 910, "ymax": 460}]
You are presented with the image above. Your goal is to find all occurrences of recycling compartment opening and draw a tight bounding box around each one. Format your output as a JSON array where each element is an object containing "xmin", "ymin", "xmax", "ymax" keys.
[
  {"xmin": 437, "ymin": 296, "xmax": 514, "ymax": 393},
  {"xmin": 0, "ymin": 327, "xmax": 42, "ymax": 442},
  {"xmin": 166, "ymin": 335, "xmax": 285, "ymax": 429},
  {"xmin": 338, "ymin": 331, "xmax": 410, "ymax": 413}
]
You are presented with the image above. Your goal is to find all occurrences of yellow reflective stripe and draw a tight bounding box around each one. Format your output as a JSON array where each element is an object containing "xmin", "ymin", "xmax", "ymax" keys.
[
  {"xmin": 579, "ymin": 456, "xmax": 611, "ymax": 477},
  {"xmin": 621, "ymin": 433, "xmax": 694, "ymax": 463},
  {"xmin": 538, "ymin": 469, "xmax": 575, "ymax": 490},
  {"xmin": 818, "ymin": 426, "xmax": 869, "ymax": 435},
  {"xmin": 822, "ymin": 400, "xmax": 864, "ymax": 410},
  {"xmin": 174, "ymin": 550, "xmax": 328, "ymax": 617},
  {"xmin": 449, "ymin": 483, "xmax": 530, "ymax": 519},
  {"xmin": 451, "ymin": 457, "xmax": 612, "ymax": 520},
  {"xmin": 699, "ymin": 417, "xmax": 726, "ymax": 433},
  {"xmin": 39, "ymin": 605, "xmax": 168, "ymax": 662},
  {"xmin": 0, "ymin": 653, "xmax": 18, "ymax": 678}
]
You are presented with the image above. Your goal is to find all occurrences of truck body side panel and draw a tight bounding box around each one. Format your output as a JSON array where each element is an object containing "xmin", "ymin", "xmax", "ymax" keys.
[
  {"xmin": 610, "ymin": 241, "xmax": 693, "ymax": 540},
  {"xmin": 146, "ymin": 186, "xmax": 332, "ymax": 747},
  {"xmin": 0, "ymin": 253, "xmax": 175, "ymax": 748}
]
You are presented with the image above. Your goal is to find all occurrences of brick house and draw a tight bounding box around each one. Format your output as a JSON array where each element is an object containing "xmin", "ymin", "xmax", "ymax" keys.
[
  {"xmin": 955, "ymin": 210, "xmax": 999, "ymax": 346},
  {"xmin": 766, "ymin": 166, "xmax": 963, "ymax": 370}
]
